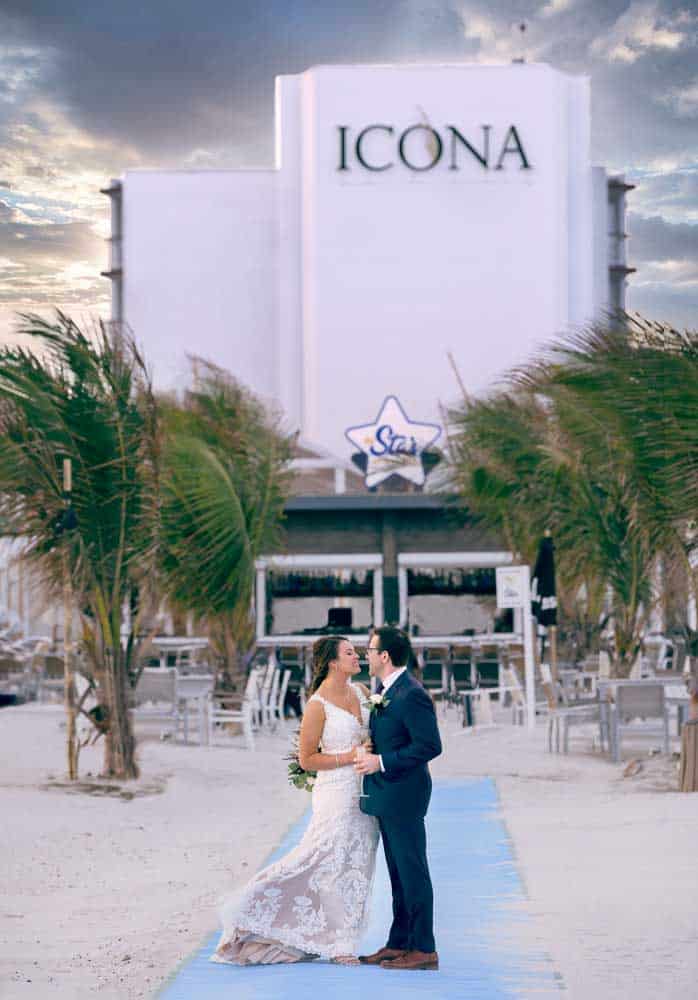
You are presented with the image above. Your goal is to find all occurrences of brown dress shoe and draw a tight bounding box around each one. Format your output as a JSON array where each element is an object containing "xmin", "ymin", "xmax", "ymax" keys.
[
  {"xmin": 358, "ymin": 946, "xmax": 407, "ymax": 965},
  {"xmin": 380, "ymin": 949, "xmax": 439, "ymax": 970}
]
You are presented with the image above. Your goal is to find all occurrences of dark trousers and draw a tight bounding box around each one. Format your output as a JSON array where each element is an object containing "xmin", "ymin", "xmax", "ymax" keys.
[{"xmin": 379, "ymin": 814, "xmax": 435, "ymax": 954}]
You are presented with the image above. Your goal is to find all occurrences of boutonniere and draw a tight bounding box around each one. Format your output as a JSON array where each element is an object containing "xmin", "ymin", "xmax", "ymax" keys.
[{"xmin": 367, "ymin": 692, "xmax": 391, "ymax": 715}]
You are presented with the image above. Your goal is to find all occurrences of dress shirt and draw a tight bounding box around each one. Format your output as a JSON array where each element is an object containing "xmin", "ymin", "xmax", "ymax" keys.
[{"xmin": 378, "ymin": 667, "xmax": 407, "ymax": 772}]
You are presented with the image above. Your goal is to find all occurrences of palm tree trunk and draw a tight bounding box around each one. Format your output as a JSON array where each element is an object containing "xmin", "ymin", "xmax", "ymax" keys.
[
  {"xmin": 63, "ymin": 549, "xmax": 78, "ymax": 780},
  {"xmin": 103, "ymin": 646, "xmax": 139, "ymax": 779}
]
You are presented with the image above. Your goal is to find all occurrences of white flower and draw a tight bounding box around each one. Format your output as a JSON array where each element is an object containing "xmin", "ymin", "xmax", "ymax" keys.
[{"xmin": 369, "ymin": 693, "xmax": 383, "ymax": 705}]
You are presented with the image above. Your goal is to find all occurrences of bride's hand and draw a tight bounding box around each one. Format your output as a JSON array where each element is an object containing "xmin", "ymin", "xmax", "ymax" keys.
[{"xmin": 352, "ymin": 740, "xmax": 371, "ymax": 761}]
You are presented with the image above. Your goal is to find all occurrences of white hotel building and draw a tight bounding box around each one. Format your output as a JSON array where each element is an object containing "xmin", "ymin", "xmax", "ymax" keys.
[
  {"xmin": 0, "ymin": 63, "xmax": 640, "ymax": 668},
  {"xmin": 97, "ymin": 61, "xmax": 636, "ymax": 643},
  {"xmin": 101, "ymin": 60, "xmax": 633, "ymax": 467}
]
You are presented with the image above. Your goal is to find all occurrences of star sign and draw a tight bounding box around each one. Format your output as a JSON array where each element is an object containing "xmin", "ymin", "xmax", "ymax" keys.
[{"xmin": 345, "ymin": 396, "xmax": 441, "ymax": 488}]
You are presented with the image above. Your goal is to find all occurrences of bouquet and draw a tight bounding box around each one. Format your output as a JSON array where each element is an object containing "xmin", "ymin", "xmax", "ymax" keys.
[{"xmin": 286, "ymin": 727, "xmax": 317, "ymax": 792}]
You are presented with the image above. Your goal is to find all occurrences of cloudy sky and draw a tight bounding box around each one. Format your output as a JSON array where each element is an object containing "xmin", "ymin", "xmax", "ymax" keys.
[{"xmin": 0, "ymin": 0, "xmax": 696, "ymax": 344}]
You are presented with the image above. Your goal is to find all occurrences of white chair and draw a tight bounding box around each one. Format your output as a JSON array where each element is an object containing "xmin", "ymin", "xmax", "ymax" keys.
[
  {"xmin": 257, "ymin": 660, "xmax": 277, "ymax": 730},
  {"xmin": 611, "ymin": 682, "xmax": 671, "ymax": 763},
  {"xmin": 37, "ymin": 652, "xmax": 65, "ymax": 703},
  {"xmin": 131, "ymin": 669, "xmax": 189, "ymax": 742},
  {"xmin": 546, "ymin": 699, "xmax": 600, "ymax": 753},
  {"xmin": 271, "ymin": 669, "xmax": 291, "ymax": 729},
  {"xmin": 208, "ymin": 669, "xmax": 257, "ymax": 750},
  {"xmin": 501, "ymin": 666, "xmax": 526, "ymax": 725}
]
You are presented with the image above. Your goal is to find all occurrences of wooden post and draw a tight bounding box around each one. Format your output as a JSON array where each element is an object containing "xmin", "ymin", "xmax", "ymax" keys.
[
  {"xmin": 520, "ymin": 567, "xmax": 536, "ymax": 732},
  {"xmin": 63, "ymin": 458, "xmax": 78, "ymax": 781},
  {"xmin": 550, "ymin": 624, "xmax": 559, "ymax": 687},
  {"xmin": 679, "ymin": 720, "xmax": 698, "ymax": 792}
]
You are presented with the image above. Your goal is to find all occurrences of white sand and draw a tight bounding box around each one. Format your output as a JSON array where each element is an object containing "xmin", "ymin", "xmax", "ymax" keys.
[{"xmin": 2, "ymin": 702, "xmax": 697, "ymax": 999}]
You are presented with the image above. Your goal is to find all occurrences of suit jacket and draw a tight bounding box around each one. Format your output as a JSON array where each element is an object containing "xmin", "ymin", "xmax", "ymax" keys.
[{"xmin": 360, "ymin": 670, "xmax": 442, "ymax": 820}]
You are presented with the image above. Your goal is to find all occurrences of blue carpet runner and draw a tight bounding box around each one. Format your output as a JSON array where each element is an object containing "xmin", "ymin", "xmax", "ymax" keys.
[{"xmin": 159, "ymin": 779, "xmax": 563, "ymax": 998}]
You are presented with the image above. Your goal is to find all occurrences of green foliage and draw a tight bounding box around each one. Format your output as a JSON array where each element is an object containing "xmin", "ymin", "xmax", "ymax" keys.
[
  {"xmin": 446, "ymin": 314, "xmax": 698, "ymax": 675},
  {"xmin": 159, "ymin": 359, "xmax": 293, "ymax": 670},
  {"xmin": 286, "ymin": 727, "xmax": 316, "ymax": 792},
  {"xmin": 0, "ymin": 312, "xmax": 160, "ymax": 777},
  {"xmin": 0, "ymin": 312, "xmax": 159, "ymax": 639}
]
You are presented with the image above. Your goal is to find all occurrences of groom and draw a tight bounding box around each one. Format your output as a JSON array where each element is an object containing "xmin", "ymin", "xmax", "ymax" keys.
[{"xmin": 355, "ymin": 626, "xmax": 442, "ymax": 971}]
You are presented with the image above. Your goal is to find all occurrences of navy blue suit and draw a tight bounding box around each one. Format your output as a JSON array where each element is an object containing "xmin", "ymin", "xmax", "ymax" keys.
[{"xmin": 360, "ymin": 670, "xmax": 442, "ymax": 953}]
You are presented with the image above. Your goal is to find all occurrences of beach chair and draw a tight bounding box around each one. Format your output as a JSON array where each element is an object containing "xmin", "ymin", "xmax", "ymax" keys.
[
  {"xmin": 611, "ymin": 682, "xmax": 671, "ymax": 763},
  {"xmin": 0, "ymin": 656, "xmax": 27, "ymax": 699},
  {"xmin": 37, "ymin": 654, "xmax": 65, "ymax": 703},
  {"xmin": 131, "ymin": 668, "xmax": 189, "ymax": 742},
  {"xmin": 271, "ymin": 669, "xmax": 291, "ymax": 729},
  {"xmin": 501, "ymin": 666, "xmax": 526, "ymax": 725},
  {"xmin": 260, "ymin": 664, "xmax": 279, "ymax": 729},
  {"xmin": 546, "ymin": 692, "xmax": 600, "ymax": 753},
  {"xmin": 208, "ymin": 668, "xmax": 257, "ymax": 750}
]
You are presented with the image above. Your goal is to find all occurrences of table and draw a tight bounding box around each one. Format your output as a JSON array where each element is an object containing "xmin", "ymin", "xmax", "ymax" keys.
[
  {"xmin": 176, "ymin": 673, "xmax": 215, "ymax": 744},
  {"xmin": 147, "ymin": 636, "xmax": 210, "ymax": 670}
]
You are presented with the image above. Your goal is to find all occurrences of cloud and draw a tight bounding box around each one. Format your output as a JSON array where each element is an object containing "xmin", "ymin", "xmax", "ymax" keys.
[
  {"xmin": 0, "ymin": 0, "xmax": 695, "ymax": 343},
  {"xmin": 0, "ymin": 44, "xmax": 48, "ymax": 108},
  {"xmin": 459, "ymin": 11, "xmax": 548, "ymax": 64},
  {"xmin": 540, "ymin": 0, "xmax": 574, "ymax": 18},
  {"xmin": 625, "ymin": 210, "xmax": 698, "ymax": 327},
  {"xmin": 628, "ymin": 211, "xmax": 698, "ymax": 264},
  {"xmin": 589, "ymin": 3, "xmax": 696, "ymax": 64},
  {"xmin": 627, "ymin": 280, "xmax": 698, "ymax": 329},
  {"xmin": 628, "ymin": 166, "xmax": 698, "ymax": 222},
  {"xmin": 0, "ymin": 217, "xmax": 106, "ymax": 305},
  {"xmin": 658, "ymin": 76, "xmax": 698, "ymax": 117}
]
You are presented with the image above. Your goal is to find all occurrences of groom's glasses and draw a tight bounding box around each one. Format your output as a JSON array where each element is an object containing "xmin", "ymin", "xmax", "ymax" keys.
[{"xmin": 366, "ymin": 645, "xmax": 380, "ymax": 655}]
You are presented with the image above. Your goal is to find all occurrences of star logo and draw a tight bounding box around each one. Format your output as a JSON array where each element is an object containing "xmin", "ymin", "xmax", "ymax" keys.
[{"xmin": 345, "ymin": 396, "xmax": 441, "ymax": 488}]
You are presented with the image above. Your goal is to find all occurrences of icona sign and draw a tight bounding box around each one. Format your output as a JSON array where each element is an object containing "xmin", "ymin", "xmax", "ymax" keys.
[{"xmin": 337, "ymin": 124, "xmax": 531, "ymax": 173}]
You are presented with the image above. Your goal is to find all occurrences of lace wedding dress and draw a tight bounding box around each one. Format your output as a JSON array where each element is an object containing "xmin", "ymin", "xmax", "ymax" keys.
[{"xmin": 211, "ymin": 684, "xmax": 379, "ymax": 965}]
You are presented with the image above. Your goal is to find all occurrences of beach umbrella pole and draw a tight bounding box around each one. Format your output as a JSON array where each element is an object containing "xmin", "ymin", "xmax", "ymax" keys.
[{"xmin": 550, "ymin": 624, "xmax": 559, "ymax": 687}]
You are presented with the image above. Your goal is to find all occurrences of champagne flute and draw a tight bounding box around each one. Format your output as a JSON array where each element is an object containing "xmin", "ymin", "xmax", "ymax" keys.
[{"xmin": 356, "ymin": 735, "xmax": 369, "ymax": 800}]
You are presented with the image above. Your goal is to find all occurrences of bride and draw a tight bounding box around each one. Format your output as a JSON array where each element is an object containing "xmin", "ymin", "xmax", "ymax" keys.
[{"xmin": 211, "ymin": 636, "xmax": 379, "ymax": 966}]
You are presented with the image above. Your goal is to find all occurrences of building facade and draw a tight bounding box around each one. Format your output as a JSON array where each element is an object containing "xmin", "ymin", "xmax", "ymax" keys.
[{"xmin": 102, "ymin": 60, "xmax": 633, "ymax": 466}]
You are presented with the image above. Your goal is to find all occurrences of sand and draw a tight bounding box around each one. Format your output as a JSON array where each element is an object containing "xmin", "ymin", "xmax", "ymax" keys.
[{"xmin": 2, "ymin": 701, "xmax": 697, "ymax": 998}]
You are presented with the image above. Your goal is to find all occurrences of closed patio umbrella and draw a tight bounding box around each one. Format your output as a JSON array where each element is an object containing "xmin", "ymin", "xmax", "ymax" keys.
[{"xmin": 531, "ymin": 532, "xmax": 558, "ymax": 683}]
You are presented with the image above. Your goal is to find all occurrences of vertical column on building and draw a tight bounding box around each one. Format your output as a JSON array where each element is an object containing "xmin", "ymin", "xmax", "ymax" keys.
[
  {"xmin": 381, "ymin": 512, "xmax": 400, "ymax": 625},
  {"xmin": 275, "ymin": 74, "xmax": 304, "ymax": 434},
  {"xmin": 607, "ymin": 176, "xmax": 636, "ymax": 312},
  {"xmin": 100, "ymin": 179, "xmax": 123, "ymax": 328},
  {"xmin": 565, "ymin": 73, "xmax": 594, "ymax": 326}
]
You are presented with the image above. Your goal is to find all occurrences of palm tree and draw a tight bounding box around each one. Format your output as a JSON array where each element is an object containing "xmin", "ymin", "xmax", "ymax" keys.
[
  {"xmin": 446, "ymin": 315, "xmax": 692, "ymax": 675},
  {"xmin": 530, "ymin": 315, "xmax": 698, "ymax": 672},
  {"xmin": 0, "ymin": 313, "xmax": 160, "ymax": 779},
  {"xmin": 159, "ymin": 359, "xmax": 292, "ymax": 684},
  {"xmin": 445, "ymin": 387, "xmax": 608, "ymax": 663}
]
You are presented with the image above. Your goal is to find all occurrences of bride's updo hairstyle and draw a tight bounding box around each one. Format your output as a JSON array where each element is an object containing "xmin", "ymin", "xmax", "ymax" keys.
[{"xmin": 309, "ymin": 635, "xmax": 347, "ymax": 693}]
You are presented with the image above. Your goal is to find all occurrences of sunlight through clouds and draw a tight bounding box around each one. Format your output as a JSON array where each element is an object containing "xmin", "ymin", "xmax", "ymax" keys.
[
  {"xmin": 0, "ymin": 40, "xmax": 141, "ymax": 344},
  {"xmin": 0, "ymin": 2, "xmax": 696, "ymax": 339},
  {"xmin": 658, "ymin": 77, "xmax": 698, "ymax": 118},
  {"xmin": 540, "ymin": 0, "xmax": 573, "ymax": 19},
  {"xmin": 590, "ymin": 3, "xmax": 695, "ymax": 64}
]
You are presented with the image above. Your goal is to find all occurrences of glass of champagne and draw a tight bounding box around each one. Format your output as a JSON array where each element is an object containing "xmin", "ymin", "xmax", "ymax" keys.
[{"xmin": 356, "ymin": 734, "xmax": 369, "ymax": 800}]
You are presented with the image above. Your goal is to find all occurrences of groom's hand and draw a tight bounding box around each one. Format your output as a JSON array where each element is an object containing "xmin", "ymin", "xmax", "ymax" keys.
[{"xmin": 354, "ymin": 752, "xmax": 381, "ymax": 775}]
